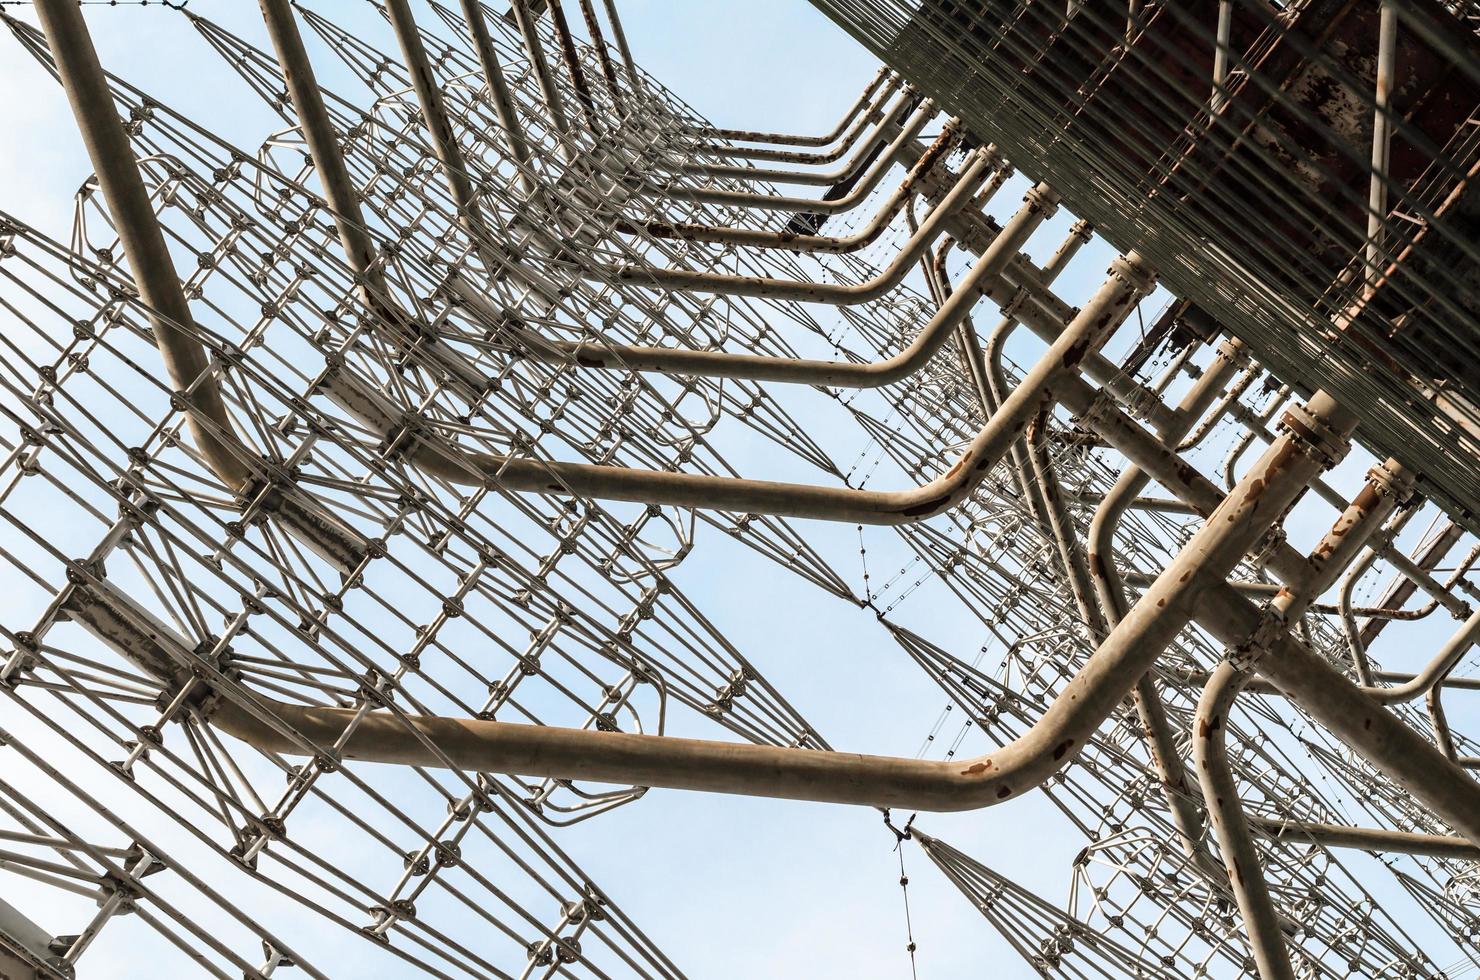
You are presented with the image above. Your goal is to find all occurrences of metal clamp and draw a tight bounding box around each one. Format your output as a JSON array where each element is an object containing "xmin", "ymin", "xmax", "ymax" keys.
[
  {"xmin": 1227, "ymin": 604, "xmax": 1288, "ymax": 672},
  {"xmin": 1279, "ymin": 403, "xmax": 1348, "ymax": 469}
]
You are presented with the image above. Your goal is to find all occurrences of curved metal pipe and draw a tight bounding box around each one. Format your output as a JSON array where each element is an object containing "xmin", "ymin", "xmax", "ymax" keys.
[
  {"xmin": 682, "ymin": 85, "xmax": 918, "ymax": 185},
  {"xmin": 1194, "ymin": 663, "xmax": 1297, "ymax": 980},
  {"xmin": 1087, "ymin": 337, "xmax": 1247, "ymax": 868},
  {"xmin": 366, "ymin": 251, "xmax": 1150, "ymax": 525},
  {"xmin": 689, "ymin": 75, "xmax": 903, "ymax": 165},
  {"xmin": 606, "ymin": 147, "xmax": 1000, "ymax": 302},
  {"xmin": 209, "ymin": 364, "xmax": 1346, "ymax": 817},
  {"xmin": 623, "ymin": 127, "xmax": 971, "ymax": 254},
  {"xmin": 690, "ymin": 66, "xmax": 892, "ymax": 147},
  {"xmin": 450, "ymin": 177, "xmax": 1059, "ymax": 387},
  {"xmin": 658, "ymin": 100, "xmax": 936, "ymax": 213}
]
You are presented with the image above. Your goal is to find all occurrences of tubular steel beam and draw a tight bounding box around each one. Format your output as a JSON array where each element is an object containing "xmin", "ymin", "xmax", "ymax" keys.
[
  {"xmin": 364, "ymin": 251, "xmax": 1152, "ymax": 524},
  {"xmin": 691, "ymin": 65, "xmax": 892, "ymax": 147},
  {"xmin": 598, "ymin": 0, "xmax": 642, "ymax": 96},
  {"xmin": 36, "ymin": 0, "xmax": 364, "ymax": 573},
  {"xmin": 607, "ymin": 146, "xmax": 1000, "ymax": 302},
  {"xmin": 1194, "ymin": 663, "xmax": 1296, "ymax": 980},
  {"xmin": 1089, "ymin": 336, "xmax": 1247, "ymax": 870},
  {"xmin": 690, "ymin": 74, "xmax": 902, "ymax": 165},
  {"xmin": 659, "ymin": 99, "xmax": 935, "ymax": 213},
  {"xmin": 622, "ymin": 127, "xmax": 969, "ymax": 254},
  {"xmin": 681, "ymin": 85, "xmax": 917, "ymax": 185},
  {"xmin": 204, "ymin": 385, "xmax": 1357, "ymax": 813},
  {"xmin": 509, "ymin": 0, "xmax": 571, "ymax": 139},
  {"xmin": 457, "ymin": 0, "xmax": 536, "ymax": 186},
  {"xmin": 386, "ymin": 0, "xmax": 492, "ymax": 242},
  {"xmin": 452, "ymin": 166, "xmax": 1049, "ymax": 385},
  {"xmin": 1248, "ymin": 817, "xmax": 1480, "ymax": 860}
]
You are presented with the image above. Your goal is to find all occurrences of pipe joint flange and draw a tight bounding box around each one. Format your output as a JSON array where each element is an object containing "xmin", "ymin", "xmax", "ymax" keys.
[
  {"xmin": 1069, "ymin": 386, "xmax": 1120, "ymax": 431},
  {"xmin": 975, "ymin": 140, "xmax": 1002, "ymax": 170},
  {"xmin": 1366, "ymin": 459, "xmax": 1416, "ymax": 503},
  {"xmin": 955, "ymin": 214, "xmax": 998, "ymax": 255},
  {"xmin": 1023, "ymin": 183, "xmax": 1061, "ymax": 219},
  {"xmin": 1118, "ymin": 383, "xmax": 1164, "ymax": 424},
  {"xmin": 1108, "ymin": 252, "xmax": 1157, "ymax": 296},
  {"xmin": 1228, "ymin": 605, "xmax": 1287, "ymax": 672},
  {"xmin": 1248, "ymin": 524, "xmax": 1289, "ymax": 571},
  {"xmin": 999, "ymin": 285, "xmax": 1033, "ymax": 322},
  {"xmin": 1213, "ymin": 338, "xmax": 1252, "ymax": 368},
  {"xmin": 1279, "ymin": 403, "xmax": 1349, "ymax": 469}
]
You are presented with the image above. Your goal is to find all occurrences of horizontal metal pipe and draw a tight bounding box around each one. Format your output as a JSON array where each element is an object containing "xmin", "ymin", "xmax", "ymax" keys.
[
  {"xmin": 608, "ymin": 146, "xmax": 999, "ymax": 302},
  {"xmin": 658, "ymin": 100, "xmax": 936, "ymax": 213},
  {"xmin": 689, "ymin": 74, "xmax": 902, "ymax": 165},
  {"xmin": 622, "ymin": 127, "xmax": 971, "ymax": 254},
  {"xmin": 457, "ymin": 175, "xmax": 1053, "ymax": 387},
  {"xmin": 1248, "ymin": 817, "xmax": 1480, "ymax": 859},
  {"xmin": 367, "ymin": 253, "xmax": 1150, "ymax": 525},
  {"xmin": 690, "ymin": 66, "xmax": 891, "ymax": 147},
  {"xmin": 682, "ymin": 85, "xmax": 918, "ymax": 185},
  {"xmin": 213, "ymin": 366, "xmax": 1361, "ymax": 824}
]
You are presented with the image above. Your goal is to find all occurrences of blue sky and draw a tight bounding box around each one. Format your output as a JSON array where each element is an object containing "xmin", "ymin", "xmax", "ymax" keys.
[{"xmin": 0, "ymin": 3, "xmax": 1475, "ymax": 978}]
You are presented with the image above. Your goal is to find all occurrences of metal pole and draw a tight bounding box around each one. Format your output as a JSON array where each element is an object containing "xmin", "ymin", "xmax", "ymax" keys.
[
  {"xmin": 1194, "ymin": 664, "xmax": 1296, "ymax": 980},
  {"xmin": 628, "ymin": 125, "xmax": 966, "ymax": 253},
  {"xmin": 452, "ymin": 169, "xmax": 1051, "ymax": 385},
  {"xmin": 36, "ymin": 0, "xmax": 364, "ymax": 573},
  {"xmin": 457, "ymin": 0, "xmax": 537, "ymax": 190},
  {"xmin": 1366, "ymin": 1, "xmax": 1398, "ymax": 288},
  {"xmin": 598, "ymin": 0, "xmax": 644, "ymax": 97},
  {"xmin": 695, "ymin": 65, "xmax": 890, "ymax": 147},
  {"xmin": 509, "ymin": 0, "xmax": 571, "ymax": 140},
  {"xmin": 385, "ymin": 0, "xmax": 492, "ymax": 242}
]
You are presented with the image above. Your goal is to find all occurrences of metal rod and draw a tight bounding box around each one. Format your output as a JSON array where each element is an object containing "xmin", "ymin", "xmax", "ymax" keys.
[
  {"xmin": 451, "ymin": 173, "xmax": 1054, "ymax": 386},
  {"xmin": 693, "ymin": 65, "xmax": 891, "ymax": 147},
  {"xmin": 38, "ymin": 0, "xmax": 363, "ymax": 572},
  {"xmin": 1194, "ymin": 663, "xmax": 1296, "ymax": 980},
  {"xmin": 681, "ymin": 86, "xmax": 916, "ymax": 185},
  {"xmin": 598, "ymin": 0, "xmax": 643, "ymax": 97},
  {"xmin": 1249, "ymin": 817, "xmax": 1480, "ymax": 859},
  {"xmin": 607, "ymin": 144, "xmax": 997, "ymax": 302},
  {"xmin": 1365, "ymin": 1, "xmax": 1398, "ymax": 288},
  {"xmin": 624, "ymin": 126, "xmax": 968, "ymax": 254},
  {"xmin": 689, "ymin": 75, "xmax": 902, "ymax": 164},
  {"xmin": 509, "ymin": 0, "xmax": 571, "ymax": 139},
  {"xmin": 660, "ymin": 99, "xmax": 935, "ymax": 213},
  {"xmin": 457, "ymin": 0, "xmax": 537, "ymax": 189},
  {"xmin": 207, "ymin": 374, "xmax": 1358, "ymax": 819}
]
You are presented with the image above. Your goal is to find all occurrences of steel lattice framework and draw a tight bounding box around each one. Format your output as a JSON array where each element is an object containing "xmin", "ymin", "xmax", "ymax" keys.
[{"xmin": 0, "ymin": 1, "xmax": 1476, "ymax": 977}]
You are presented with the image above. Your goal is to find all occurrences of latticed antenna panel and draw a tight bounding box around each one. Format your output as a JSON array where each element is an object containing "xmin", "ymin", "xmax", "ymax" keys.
[{"xmin": 0, "ymin": 1, "xmax": 1477, "ymax": 977}]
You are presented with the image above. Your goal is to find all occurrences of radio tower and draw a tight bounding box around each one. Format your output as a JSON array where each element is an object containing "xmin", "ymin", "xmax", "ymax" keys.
[{"xmin": 0, "ymin": 1, "xmax": 1476, "ymax": 976}]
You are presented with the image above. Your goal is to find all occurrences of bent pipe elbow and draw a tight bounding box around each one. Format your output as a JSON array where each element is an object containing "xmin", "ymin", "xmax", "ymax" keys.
[
  {"xmin": 624, "ymin": 127, "xmax": 966, "ymax": 256},
  {"xmin": 657, "ymin": 103, "xmax": 937, "ymax": 215},
  {"xmin": 610, "ymin": 142, "xmax": 991, "ymax": 305},
  {"xmin": 691, "ymin": 67, "xmax": 893, "ymax": 149},
  {"xmin": 682, "ymin": 86, "xmax": 919, "ymax": 186},
  {"xmin": 209, "ymin": 682, "xmax": 1098, "ymax": 812}
]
